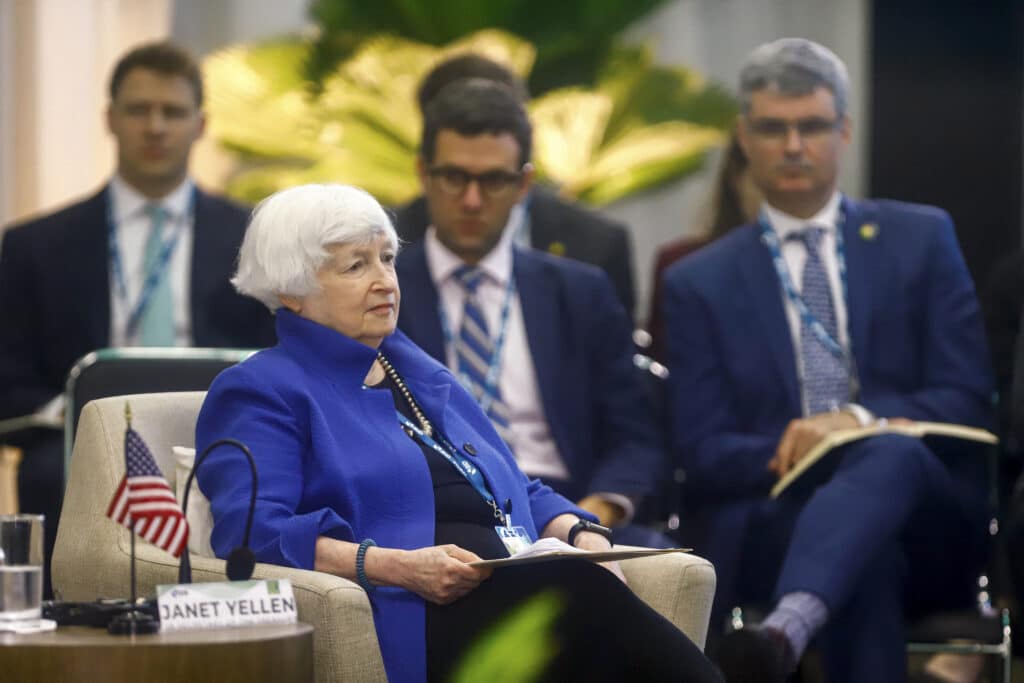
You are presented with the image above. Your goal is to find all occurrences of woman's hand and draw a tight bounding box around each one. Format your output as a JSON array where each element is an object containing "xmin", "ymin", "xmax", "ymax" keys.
[
  {"xmin": 394, "ymin": 544, "xmax": 493, "ymax": 605},
  {"xmin": 573, "ymin": 531, "xmax": 627, "ymax": 585}
]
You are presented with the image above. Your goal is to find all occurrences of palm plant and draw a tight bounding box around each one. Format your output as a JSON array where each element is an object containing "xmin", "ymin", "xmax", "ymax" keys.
[{"xmin": 203, "ymin": 30, "xmax": 735, "ymax": 207}]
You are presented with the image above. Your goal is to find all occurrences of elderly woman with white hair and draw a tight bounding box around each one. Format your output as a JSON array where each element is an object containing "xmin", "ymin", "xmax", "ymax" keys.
[{"xmin": 195, "ymin": 184, "xmax": 721, "ymax": 683}]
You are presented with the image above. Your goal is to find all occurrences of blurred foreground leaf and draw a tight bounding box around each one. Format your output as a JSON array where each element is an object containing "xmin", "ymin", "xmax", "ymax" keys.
[
  {"xmin": 449, "ymin": 590, "xmax": 563, "ymax": 683},
  {"xmin": 203, "ymin": 29, "xmax": 734, "ymax": 207}
]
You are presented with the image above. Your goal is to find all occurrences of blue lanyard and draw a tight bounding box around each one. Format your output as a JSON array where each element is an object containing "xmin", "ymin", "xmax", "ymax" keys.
[
  {"xmin": 106, "ymin": 187, "xmax": 194, "ymax": 339},
  {"xmin": 757, "ymin": 199, "xmax": 851, "ymax": 360},
  {"xmin": 438, "ymin": 273, "xmax": 516, "ymax": 414},
  {"xmin": 395, "ymin": 412, "xmax": 505, "ymax": 523}
]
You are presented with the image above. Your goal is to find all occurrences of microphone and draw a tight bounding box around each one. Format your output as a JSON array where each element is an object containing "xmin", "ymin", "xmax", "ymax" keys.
[{"xmin": 178, "ymin": 438, "xmax": 258, "ymax": 583}]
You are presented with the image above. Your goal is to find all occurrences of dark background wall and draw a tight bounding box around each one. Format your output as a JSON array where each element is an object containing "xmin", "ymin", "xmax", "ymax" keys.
[{"xmin": 870, "ymin": 0, "xmax": 1024, "ymax": 286}]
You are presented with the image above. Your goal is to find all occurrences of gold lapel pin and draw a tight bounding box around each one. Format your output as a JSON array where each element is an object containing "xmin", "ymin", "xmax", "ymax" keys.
[
  {"xmin": 859, "ymin": 223, "xmax": 879, "ymax": 241},
  {"xmin": 547, "ymin": 241, "xmax": 566, "ymax": 257}
]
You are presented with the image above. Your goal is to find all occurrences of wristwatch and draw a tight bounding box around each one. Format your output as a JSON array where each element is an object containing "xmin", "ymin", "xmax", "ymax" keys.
[{"xmin": 567, "ymin": 518, "xmax": 613, "ymax": 547}]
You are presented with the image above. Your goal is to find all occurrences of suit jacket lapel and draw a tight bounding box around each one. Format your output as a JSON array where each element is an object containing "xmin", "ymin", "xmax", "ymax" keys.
[
  {"xmin": 840, "ymin": 198, "xmax": 875, "ymax": 385},
  {"xmin": 738, "ymin": 227, "xmax": 801, "ymax": 411},
  {"xmin": 513, "ymin": 250, "xmax": 563, "ymax": 425},
  {"xmin": 395, "ymin": 243, "xmax": 446, "ymax": 363}
]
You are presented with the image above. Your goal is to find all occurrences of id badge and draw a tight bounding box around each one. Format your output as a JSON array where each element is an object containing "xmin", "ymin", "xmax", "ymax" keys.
[{"xmin": 494, "ymin": 525, "xmax": 532, "ymax": 555}]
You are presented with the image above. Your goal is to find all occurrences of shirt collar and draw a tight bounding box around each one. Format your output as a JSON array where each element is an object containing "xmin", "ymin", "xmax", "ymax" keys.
[
  {"xmin": 109, "ymin": 175, "xmax": 194, "ymax": 225},
  {"xmin": 763, "ymin": 191, "xmax": 842, "ymax": 240},
  {"xmin": 423, "ymin": 202, "xmax": 523, "ymax": 288}
]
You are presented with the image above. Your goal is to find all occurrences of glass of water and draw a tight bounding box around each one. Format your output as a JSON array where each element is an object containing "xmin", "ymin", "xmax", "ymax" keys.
[{"xmin": 0, "ymin": 514, "xmax": 44, "ymax": 621}]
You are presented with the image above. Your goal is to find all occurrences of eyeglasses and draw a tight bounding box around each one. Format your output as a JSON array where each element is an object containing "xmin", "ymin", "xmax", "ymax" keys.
[
  {"xmin": 747, "ymin": 116, "xmax": 843, "ymax": 140},
  {"xmin": 426, "ymin": 166, "xmax": 526, "ymax": 197}
]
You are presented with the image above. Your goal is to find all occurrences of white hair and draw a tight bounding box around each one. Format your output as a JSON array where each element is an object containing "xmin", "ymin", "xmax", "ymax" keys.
[
  {"xmin": 231, "ymin": 184, "xmax": 399, "ymax": 312},
  {"xmin": 739, "ymin": 38, "xmax": 850, "ymax": 119}
]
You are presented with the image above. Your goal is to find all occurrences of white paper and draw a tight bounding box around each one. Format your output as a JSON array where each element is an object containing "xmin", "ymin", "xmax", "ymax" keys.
[{"xmin": 470, "ymin": 538, "xmax": 690, "ymax": 568}]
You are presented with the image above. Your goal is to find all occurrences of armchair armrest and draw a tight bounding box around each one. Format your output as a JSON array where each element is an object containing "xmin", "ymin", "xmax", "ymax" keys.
[{"xmin": 618, "ymin": 548, "xmax": 716, "ymax": 649}]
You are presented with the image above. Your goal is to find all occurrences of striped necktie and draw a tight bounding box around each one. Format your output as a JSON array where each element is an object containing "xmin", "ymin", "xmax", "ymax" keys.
[
  {"xmin": 137, "ymin": 204, "xmax": 176, "ymax": 346},
  {"xmin": 790, "ymin": 226, "xmax": 849, "ymax": 414},
  {"xmin": 453, "ymin": 265, "xmax": 511, "ymax": 437}
]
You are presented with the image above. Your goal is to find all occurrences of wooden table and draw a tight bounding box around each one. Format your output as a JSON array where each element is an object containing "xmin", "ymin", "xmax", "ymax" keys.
[{"xmin": 0, "ymin": 622, "xmax": 313, "ymax": 683}]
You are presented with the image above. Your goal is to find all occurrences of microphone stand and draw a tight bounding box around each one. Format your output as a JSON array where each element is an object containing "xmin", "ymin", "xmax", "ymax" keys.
[{"xmin": 108, "ymin": 404, "xmax": 159, "ymax": 635}]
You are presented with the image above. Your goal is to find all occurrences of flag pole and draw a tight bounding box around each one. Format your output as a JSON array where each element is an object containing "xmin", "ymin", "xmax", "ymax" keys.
[
  {"xmin": 108, "ymin": 402, "xmax": 159, "ymax": 635},
  {"xmin": 126, "ymin": 403, "xmax": 138, "ymax": 610}
]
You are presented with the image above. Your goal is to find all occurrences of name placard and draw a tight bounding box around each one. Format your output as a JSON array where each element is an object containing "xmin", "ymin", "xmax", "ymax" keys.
[{"xmin": 156, "ymin": 579, "xmax": 297, "ymax": 631}]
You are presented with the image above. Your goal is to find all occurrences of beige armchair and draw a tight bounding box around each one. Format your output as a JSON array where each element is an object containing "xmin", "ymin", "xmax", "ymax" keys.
[{"xmin": 53, "ymin": 392, "xmax": 716, "ymax": 683}]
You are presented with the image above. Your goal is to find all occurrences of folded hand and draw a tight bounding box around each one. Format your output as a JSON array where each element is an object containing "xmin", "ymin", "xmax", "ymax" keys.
[
  {"xmin": 398, "ymin": 544, "xmax": 493, "ymax": 605},
  {"xmin": 768, "ymin": 410, "xmax": 859, "ymax": 478}
]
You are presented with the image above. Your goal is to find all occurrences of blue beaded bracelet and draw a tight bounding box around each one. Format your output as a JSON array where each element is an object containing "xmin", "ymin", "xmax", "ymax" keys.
[{"xmin": 356, "ymin": 539, "xmax": 377, "ymax": 592}]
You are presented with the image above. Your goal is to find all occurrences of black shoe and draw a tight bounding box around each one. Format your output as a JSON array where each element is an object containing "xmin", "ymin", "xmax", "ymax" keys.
[{"xmin": 713, "ymin": 626, "xmax": 794, "ymax": 683}]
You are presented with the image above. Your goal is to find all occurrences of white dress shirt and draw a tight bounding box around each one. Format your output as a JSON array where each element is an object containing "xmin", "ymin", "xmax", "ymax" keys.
[
  {"xmin": 763, "ymin": 192, "xmax": 872, "ymax": 423},
  {"xmin": 423, "ymin": 207, "xmax": 635, "ymax": 520},
  {"xmin": 424, "ymin": 206, "xmax": 570, "ymax": 482},
  {"xmin": 107, "ymin": 175, "xmax": 194, "ymax": 347}
]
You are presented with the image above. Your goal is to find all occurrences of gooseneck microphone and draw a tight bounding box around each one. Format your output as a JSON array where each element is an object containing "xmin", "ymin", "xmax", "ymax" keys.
[{"xmin": 178, "ymin": 438, "xmax": 258, "ymax": 583}]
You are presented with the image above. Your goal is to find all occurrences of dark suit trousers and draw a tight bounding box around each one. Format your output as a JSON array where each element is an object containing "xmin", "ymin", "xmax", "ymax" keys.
[
  {"xmin": 426, "ymin": 560, "xmax": 722, "ymax": 683},
  {"xmin": 737, "ymin": 434, "xmax": 987, "ymax": 683}
]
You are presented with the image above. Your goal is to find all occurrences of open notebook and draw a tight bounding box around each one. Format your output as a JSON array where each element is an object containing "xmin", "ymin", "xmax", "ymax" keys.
[{"xmin": 770, "ymin": 421, "xmax": 998, "ymax": 498}]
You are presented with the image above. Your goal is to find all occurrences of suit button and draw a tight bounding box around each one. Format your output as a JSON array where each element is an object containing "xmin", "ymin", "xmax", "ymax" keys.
[{"xmin": 463, "ymin": 442, "xmax": 478, "ymax": 456}]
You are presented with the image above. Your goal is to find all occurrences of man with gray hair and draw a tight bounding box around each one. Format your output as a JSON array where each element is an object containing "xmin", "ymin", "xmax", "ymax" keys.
[{"xmin": 662, "ymin": 38, "xmax": 992, "ymax": 681}]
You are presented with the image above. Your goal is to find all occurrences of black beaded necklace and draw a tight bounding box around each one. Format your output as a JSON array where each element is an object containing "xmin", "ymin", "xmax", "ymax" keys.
[{"xmin": 376, "ymin": 351, "xmax": 433, "ymax": 437}]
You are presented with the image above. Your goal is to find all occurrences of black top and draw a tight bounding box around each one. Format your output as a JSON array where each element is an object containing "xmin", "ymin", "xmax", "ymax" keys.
[{"xmin": 371, "ymin": 374, "xmax": 510, "ymax": 560}]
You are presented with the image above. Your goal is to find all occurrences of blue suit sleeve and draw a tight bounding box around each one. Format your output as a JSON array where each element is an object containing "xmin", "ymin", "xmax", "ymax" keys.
[
  {"xmin": 584, "ymin": 273, "xmax": 664, "ymax": 498},
  {"xmin": 859, "ymin": 214, "xmax": 994, "ymax": 428},
  {"xmin": 523, "ymin": 473, "xmax": 598, "ymax": 535},
  {"xmin": 195, "ymin": 364, "xmax": 352, "ymax": 570},
  {"xmin": 663, "ymin": 269, "xmax": 780, "ymax": 499}
]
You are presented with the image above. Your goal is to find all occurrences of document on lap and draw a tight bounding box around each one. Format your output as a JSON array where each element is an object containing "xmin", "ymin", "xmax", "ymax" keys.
[
  {"xmin": 770, "ymin": 420, "xmax": 998, "ymax": 499},
  {"xmin": 469, "ymin": 537, "xmax": 691, "ymax": 568}
]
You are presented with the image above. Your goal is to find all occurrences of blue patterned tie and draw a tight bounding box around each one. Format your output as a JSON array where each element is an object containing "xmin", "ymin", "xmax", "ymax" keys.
[
  {"xmin": 791, "ymin": 227, "xmax": 849, "ymax": 414},
  {"xmin": 453, "ymin": 266, "xmax": 511, "ymax": 436},
  {"xmin": 138, "ymin": 204, "xmax": 176, "ymax": 346}
]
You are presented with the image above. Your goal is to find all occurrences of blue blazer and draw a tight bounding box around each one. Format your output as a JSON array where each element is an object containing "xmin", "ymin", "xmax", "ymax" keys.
[
  {"xmin": 662, "ymin": 198, "xmax": 995, "ymax": 606},
  {"xmin": 0, "ymin": 185, "xmax": 276, "ymax": 421},
  {"xmin": 395, "ymin": 242, "xmax": 663, "ymax": 502},
  {"xmin": 195, "ymin": 310, "xmax": 588, "ymax": 683}
]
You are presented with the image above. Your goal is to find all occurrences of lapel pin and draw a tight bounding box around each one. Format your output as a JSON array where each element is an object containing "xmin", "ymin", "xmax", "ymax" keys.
[
  {"xmin": 859, "ymin": 223, "xmax": 878, "ymax": 241},
  {"xmin": 547, "ymin": 241, "xmax": 566, "ymax": 257}
]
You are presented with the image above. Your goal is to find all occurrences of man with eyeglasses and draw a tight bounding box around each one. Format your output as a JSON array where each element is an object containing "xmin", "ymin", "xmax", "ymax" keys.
[
  {"xmin": 394, "ymin": 54, "xmax": 637, "ymax": 320},
  {"xmin": 662, "ymin": 39, "xmax": 992, "ymax": 681},
  {"xmin": 395, "ymin": 78, "xmax": 670, "ymax": 549}
]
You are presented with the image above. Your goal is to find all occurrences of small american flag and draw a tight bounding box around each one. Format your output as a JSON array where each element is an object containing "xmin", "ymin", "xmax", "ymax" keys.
[{"xmin": 106, "ymin": 422, "xmax": 189, "ymax": 558}]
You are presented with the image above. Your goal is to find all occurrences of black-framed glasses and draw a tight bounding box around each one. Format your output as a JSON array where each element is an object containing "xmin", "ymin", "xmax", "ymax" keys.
[
  {"xmin": 426, "ymin": 165, "xmax": 527, "ymax": 197},
  {"xmin": 747, "ymin": 116, "xmax": 843, "ymax": 140}
]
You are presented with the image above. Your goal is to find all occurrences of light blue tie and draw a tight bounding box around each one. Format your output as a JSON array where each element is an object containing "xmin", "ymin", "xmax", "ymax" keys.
[
  {"xmin": 453, "ymin": 266, "xmax": 511, "ymax": 437},
  {"xmin": 137, "ymin": 204, "xmax": 176, "ymax": 346},
  {"xmin": 791, "ymin": 227, "xmax": 849, "ymax": 414}
]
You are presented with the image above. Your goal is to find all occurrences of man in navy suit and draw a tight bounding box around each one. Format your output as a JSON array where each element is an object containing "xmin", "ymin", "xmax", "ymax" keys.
[
  {"xmin": 663, "ymin": 39, "xmax": 993, "ymax": 681},
  {"xmin": 393, "ymin": 54, "xmax": 637, "ymax": 319},
  {"xmin": 0, "ymin": 42, "xmax": 274, "ymax": 592},
  {"xmin": 395, "ymin": 78, "xmax": 667, "ymax": 547}
]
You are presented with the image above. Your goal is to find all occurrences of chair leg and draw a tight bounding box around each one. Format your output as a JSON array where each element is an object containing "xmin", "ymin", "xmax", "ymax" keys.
[{"xmin": 1000, "ymin": 607, "xmax": 1011, "ymax": 683}]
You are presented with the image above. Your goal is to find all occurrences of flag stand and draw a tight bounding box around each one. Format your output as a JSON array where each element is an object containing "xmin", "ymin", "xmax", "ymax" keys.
[
  {"xmin": 108, "ymin": 528, "xmax": 159, "ymax": 635},
  {"xmin": 107, "ymin": 402, "xmax": 161, "ymax": 635}
]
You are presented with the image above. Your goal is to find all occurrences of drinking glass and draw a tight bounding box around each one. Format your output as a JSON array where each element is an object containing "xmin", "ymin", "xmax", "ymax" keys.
[{"xmin": 0, "ymin": 514, "xmax": 44, "ymax": 621}]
